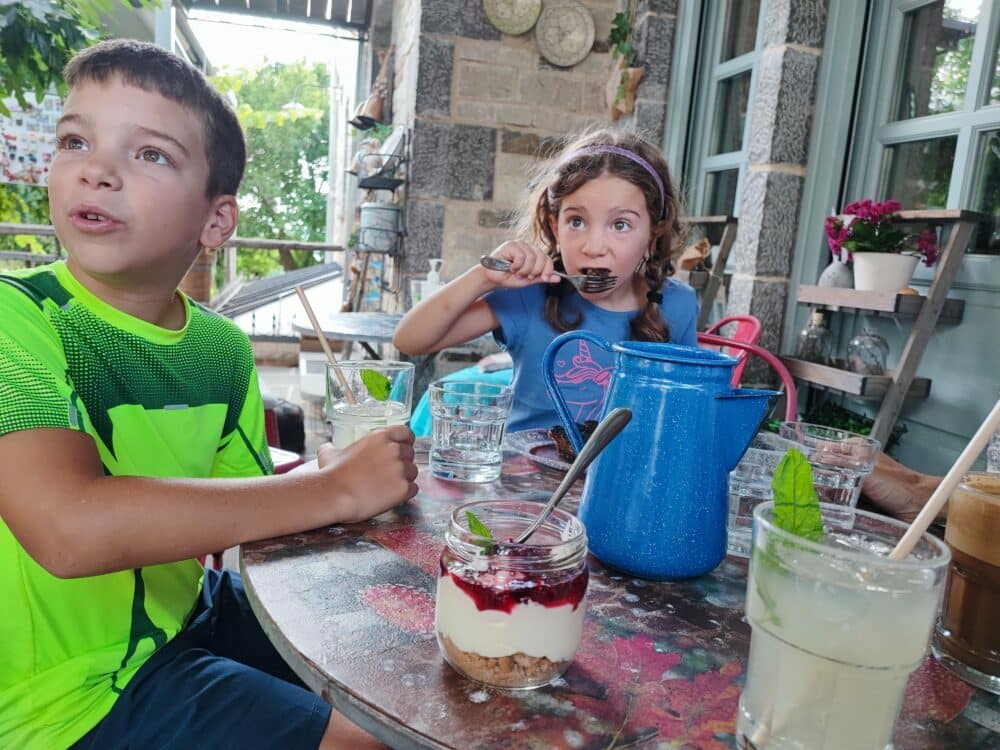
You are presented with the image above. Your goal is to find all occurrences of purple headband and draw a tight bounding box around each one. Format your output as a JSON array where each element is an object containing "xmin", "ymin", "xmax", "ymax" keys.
[{"xmin": 559, "ymin": 145, "xmax": 666, "ymax": 218}]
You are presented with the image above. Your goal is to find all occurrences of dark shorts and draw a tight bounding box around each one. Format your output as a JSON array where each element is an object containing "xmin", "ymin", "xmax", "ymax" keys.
[{"xmin": 72, "ymin": 568, "xmax": 331, "ymax": 750}]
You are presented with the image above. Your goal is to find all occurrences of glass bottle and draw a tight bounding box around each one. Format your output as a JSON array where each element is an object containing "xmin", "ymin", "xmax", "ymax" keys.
[
  {"xmin": 436, "ymin": 500, "xmax": 588, "ymax": 689},
  {"xmin": 847, "ymin": 326, "xmax": 890, "ymax": 375},
  {"xmin": 795, "ymin": 310, "xmax": 833, "ymax": 365}
]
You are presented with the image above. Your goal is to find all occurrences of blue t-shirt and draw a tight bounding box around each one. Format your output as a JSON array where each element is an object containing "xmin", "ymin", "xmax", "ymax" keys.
[{"xmin": 485, "ymin": 280, "xmax": 698, "ymax": 432}]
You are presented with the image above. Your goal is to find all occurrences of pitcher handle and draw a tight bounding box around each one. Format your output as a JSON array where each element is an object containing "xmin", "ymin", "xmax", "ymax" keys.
[{"xmin": 542, "ymin": 330, "xmax": 614, "ymax": 454}]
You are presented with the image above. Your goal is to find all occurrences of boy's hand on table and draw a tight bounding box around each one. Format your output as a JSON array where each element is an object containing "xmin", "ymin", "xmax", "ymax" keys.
[{"xmin": 316, "ymin": 425, "xmax": 418, "ymax": 523}]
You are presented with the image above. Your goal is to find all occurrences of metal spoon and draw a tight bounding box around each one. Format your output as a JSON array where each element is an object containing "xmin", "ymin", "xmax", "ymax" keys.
[{"xmin": 514, "ymin": 408, "xmax": 632, "ymax": 544}]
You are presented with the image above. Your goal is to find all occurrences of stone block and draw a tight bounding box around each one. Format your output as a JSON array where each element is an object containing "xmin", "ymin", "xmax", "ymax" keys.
[
  {"xmin": 632, "ymin": 97, "xmax": 666, "ymax": 144},
  {"xmin": 494, "ymin": 174, "xmax": 529, "ymax": 206},
  {"xmin": 582, "ymin": 80, "xmax": 610, "ymax": 114},
  {"xmin": 404, "ymin": 200, "xmax": 445, "ymax": 274},
  {"xmin": 519, "ymin": 71, "xmax": 582, "ymax": 110},
  {"xmin": 443, "ymin": 228, "xmax": 499, "ymax": 273},
  {"xmin": 633, "ymin": 12, "xmax": 675, "ymax": 85},
  {"xmin": 725, "ymin": 275, "xmax": 790, "ymax": 380},
  {"xmin": 453, "ymin": 100, "xmax": 497, "ymax": 125},
  {"xmin": 495, "ymin": 151, "xmax": 538, "ymax": 178},
  {"xmin": 457, "ymin": 61, "xmax": 517, "ymax": 100},
  {"xmin": 455, "ymin": 39, "xmax": 536, "ymax": 69},
  {"xmin": 731, "ymin": 169, "xmax": 804, "ymax": 277},
  {"xmin": 637, "ymin": 0, "xmax": 678, "ymax": 15},
  {"xmin": 415, "ymin": 37, "xmax": 453, "ymax": 117},
  {"xmin": 411, "ymin": 122, "xmax": 496, "ymax": 201},
  {"xmin": 762, "ymin": 0, "xmax": 827, "ymax": 48},
  {"xmin": 421, "ymin": 0, "xmax": 501, "ymax": 40},
  {"xmin": 493, "ymin": 103, "xmax": 538, "ymax": 128},
  {"xmin": 747, "ymin": 48, "xmax": 818, "ymax": 166},
  {"xmin": 478, "ymin": 208, "xmax": 517, "ymax": 229},
  {"xmin": 570, "ymin": 50, "xmax": 616, "ymax": 77}
]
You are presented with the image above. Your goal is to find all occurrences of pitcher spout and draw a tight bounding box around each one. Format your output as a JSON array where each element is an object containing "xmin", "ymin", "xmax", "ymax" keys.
[{"xmin": 715, "ymin": 388, "xmax": 780, "ymax": 470}]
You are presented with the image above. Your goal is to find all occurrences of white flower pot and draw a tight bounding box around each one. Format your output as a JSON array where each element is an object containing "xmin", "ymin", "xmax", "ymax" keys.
[{"xmin": 852, "ymin": 252, "xmax": 919, "ymax": 293}]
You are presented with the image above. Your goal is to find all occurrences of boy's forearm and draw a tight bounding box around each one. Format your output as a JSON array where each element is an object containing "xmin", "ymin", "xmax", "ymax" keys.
[{"xmin": 393, "ymin": 266, "xmax": 495, "ymax": 354}]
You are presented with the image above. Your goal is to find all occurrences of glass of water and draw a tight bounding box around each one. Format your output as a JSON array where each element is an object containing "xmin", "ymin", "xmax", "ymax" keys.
[
  {"xmin": 728, "ymin": 431, "xmax": 865, "ymax": 557},
  {"xmin": 429, "ymin": 381, "xmax": 514, "ymax": 482}
]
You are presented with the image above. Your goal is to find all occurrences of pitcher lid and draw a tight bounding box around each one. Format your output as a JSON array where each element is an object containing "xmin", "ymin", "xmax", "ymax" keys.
[{"xmin": 612, "ymin": 341, "xmax": 739, "ymax": 366}]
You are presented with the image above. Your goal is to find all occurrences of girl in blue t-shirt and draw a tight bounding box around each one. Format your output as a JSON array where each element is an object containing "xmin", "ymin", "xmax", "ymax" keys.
[{"xmin": 394, "ymin": 129, "xmax": 698, "ymax": 433}]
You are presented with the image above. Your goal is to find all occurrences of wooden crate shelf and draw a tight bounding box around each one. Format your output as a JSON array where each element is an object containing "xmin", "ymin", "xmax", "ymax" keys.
[
  {"xmin": 781, "ymin": 357, "xmax": 932, "ymax": 400},
  {"xmin": 797, "ymin": 285, "xmax": 964, "ymax": 323}
]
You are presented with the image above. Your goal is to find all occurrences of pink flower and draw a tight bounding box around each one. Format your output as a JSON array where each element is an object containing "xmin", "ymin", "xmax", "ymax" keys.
[
  {"xmin": 843, "ymin": 199, "xmax": 873, "ymax": 221},
  {"xmin": 824, "ymin": 216, "xmax": 848, "ymax": 254},
  {"xmin": 917, "ymin": 228, "xmax": 939, "ymax": 266}
]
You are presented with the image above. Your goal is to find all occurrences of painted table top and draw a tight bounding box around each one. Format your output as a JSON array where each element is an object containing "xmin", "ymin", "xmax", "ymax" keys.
[
  {"xmin": 240, "ymin": 440, "xmax": 1000, "ymax": 750},
  {"xmin": 294, "ymin": 311, "xmax": 402, "ymax": 343}
]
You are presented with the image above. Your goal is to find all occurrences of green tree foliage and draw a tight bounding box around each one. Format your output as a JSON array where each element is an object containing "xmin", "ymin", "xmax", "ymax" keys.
[
  {"xmin": 0, "ymin": 0, "xmax": 155, "ymax": 253},
  {"xmin": 210, "ymin": 62, "xmax": 331, "ymax": 279}
]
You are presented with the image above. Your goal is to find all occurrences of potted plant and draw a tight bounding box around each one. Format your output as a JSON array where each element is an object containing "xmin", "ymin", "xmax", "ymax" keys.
[
  {"xmin": 825, "ymin": 199, "xmax": 939, "ymax": 293},
  {"xmin": 605, "ymin": 9, "xmax": 644, "ymax": 121}
]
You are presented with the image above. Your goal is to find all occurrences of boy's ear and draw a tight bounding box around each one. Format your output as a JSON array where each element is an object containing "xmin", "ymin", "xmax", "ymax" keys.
[{"xmin": 199, "ymin": 195, "xmax": 238, "ymax": 250}]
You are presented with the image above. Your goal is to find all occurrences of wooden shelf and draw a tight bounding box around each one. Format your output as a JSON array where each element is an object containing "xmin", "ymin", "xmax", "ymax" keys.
[
  {"xmin": 796, "ymin": 285, "xmax": 964, "ymax": 323},
  {"xmin": 781, "ymin": 357, "xmax": 932, "ymax": 400}
]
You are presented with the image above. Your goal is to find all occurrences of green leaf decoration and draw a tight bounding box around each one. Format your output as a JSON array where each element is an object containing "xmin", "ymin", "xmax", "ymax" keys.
[
  {"xmin": 359, "ymin": 369, "xmax": 391, "ymax": 401},
  {"xmin": 465, "ymin": 511, "xmax": 493, "ymax": 540},
  {"xmin": 771, "ymin": 449, "xmax": 823, "ymax": 541}
]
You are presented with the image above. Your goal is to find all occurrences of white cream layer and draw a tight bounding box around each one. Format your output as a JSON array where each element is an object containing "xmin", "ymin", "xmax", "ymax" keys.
[{"xmin": 435, "ymin": 574, "xmax": 585, "ymax": 661}]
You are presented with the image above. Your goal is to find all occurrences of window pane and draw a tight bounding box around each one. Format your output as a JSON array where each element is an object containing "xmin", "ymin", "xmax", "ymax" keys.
[
  {"xmin": 705, "ymin": 169, "xmax": 740, "ymax": 215},
  {"xmin": 882, "ymin": 136, "xmax": 956, "ymax": 208},
  {"xmin": 720, "ymin": 0, "xmax": 761, "ymax": 62},
  {"xmin": 710, "ymin": 72, "xmax": 751, "ymax": 155},
  {"xmin": 969, "ymin": 129, "xmax": 1000, "ymax": 253},
  {"xmin": 894, "ymin": 0, "xmax": 981, "ymax": 120},
  {"xmin": 989, "ymin": 33, "xmax": 1000, "ymax": 105}
]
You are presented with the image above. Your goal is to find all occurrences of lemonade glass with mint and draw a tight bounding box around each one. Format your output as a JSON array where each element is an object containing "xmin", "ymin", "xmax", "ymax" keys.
[
  {"xmin": 325, "ymin": 360, "xmax": 414, "ymax": 448},
  {"xmin": 737, "ymin": 451, "xmax": 950, "ymax": 749}
]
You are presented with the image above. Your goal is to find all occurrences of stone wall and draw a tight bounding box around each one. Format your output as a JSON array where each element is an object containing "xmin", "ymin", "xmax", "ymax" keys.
[
  {"xmin": 387, "ymin": 0, "xmax": 624, "ymax": 310},
  {"xmin": 727, "ymin": 0, "xmax": 826, "ymax": 382}
]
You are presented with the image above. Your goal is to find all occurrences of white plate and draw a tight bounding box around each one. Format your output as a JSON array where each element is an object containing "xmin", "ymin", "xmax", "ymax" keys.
[{"xmin": 505, "ymin": 429, "xmax": 570, "ymax": 472}]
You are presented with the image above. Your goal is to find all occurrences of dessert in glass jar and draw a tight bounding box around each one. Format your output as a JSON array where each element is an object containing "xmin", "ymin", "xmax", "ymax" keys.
[{"xmin": 435, "ymin": 500, "xmax": 588, "ymax": 689}]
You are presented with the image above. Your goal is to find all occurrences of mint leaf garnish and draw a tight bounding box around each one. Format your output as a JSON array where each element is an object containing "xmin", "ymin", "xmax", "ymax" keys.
[
  {"xmin": 771, "ymin": 448, "xmax": 823, "ymax": 541},
  {"xmin": 465, "ymin": 511, "xmax": 493, "ymax": 540},
  {"xmin": 359, "ymin": 369, "xmax": 391, "ymax": 401}
]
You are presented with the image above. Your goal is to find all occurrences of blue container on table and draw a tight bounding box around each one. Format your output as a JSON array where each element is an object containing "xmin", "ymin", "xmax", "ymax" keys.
[{"xmin": 543, "ymin": 332, "xmax": 777, "ymax": 580}]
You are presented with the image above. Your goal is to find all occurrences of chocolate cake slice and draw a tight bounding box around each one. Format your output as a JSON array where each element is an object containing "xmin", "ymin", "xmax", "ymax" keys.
[{"xmin": 547, "ymin": 421, "xmax": 598, "ymax": 462}]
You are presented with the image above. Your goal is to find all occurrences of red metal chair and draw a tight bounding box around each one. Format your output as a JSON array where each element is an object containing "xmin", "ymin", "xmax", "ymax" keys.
[
  {"xmin": 697, "ymin": 332, "xmax": 798, "ymax": 421},
  {"xmin": 700, "ymin": 315, "xmax": 763, "ymax": 387}
]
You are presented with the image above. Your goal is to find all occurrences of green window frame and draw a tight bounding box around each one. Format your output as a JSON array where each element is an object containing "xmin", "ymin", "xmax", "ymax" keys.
[{"xmin": 847, "ymin": 0, "xmax": 1000, "ymax": 254}]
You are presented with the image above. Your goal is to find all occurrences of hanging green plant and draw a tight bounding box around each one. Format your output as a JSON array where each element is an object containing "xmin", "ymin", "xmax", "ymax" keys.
[{"xmin": 606, "ymin": 8, "xmax": 645, "ymax": 120}]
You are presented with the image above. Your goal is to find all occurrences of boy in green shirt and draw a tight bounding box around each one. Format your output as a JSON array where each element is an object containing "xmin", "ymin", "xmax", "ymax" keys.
[{"xmin": 0, "ymin": 39, "xmax": 416, "ymax": 749}]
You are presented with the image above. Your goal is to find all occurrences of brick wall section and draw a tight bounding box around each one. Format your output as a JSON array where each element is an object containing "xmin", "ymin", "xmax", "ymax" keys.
[
  {"xmin": 387, "ymin": 0, "xmax": 623, "ymax": 314},
  {"xmin": 727, "ymin": 0, "xmax": 826, "ymax": 383}
]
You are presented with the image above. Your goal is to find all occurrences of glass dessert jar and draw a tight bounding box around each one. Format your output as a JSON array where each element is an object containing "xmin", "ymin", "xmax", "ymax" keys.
[{"xmin": 435, "ymin": 500, "xmax": 588, "ymax": 689}]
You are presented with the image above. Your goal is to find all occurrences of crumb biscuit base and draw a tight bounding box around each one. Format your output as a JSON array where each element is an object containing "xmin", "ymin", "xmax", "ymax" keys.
[{"xmin": 439, "ymin": 634, "xmax": 570, "ymax": 688}]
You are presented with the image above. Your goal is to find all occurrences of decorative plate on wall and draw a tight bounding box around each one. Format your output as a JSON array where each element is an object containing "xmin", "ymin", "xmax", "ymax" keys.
[
  {"xmin": 483, "ymin": 0, "xmax": 542, "ymax": 36},
  {"xmin": 534, "ymin": 0, "xmax": 595, "ymax": 68}
]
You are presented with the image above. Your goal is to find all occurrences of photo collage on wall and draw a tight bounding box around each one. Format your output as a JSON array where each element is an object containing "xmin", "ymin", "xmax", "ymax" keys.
[{"xmin": 1, "ymin": 93, "xmax": 62, "ymax": 187}]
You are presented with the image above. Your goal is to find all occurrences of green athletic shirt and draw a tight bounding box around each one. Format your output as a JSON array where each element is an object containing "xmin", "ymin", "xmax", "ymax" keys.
[{"xmin": 0, "ymin": 261, "xmax": 273, "ymax": 749}]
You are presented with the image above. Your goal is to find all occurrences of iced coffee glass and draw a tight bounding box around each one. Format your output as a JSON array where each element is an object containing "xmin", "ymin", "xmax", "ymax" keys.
[
  {"xmin": 932, "ymin": 472, "xmax": 1000, "ymax": 694},
  {"xmin": 739, "ymin": 501, "xmax": 950, "ymax": 749}
]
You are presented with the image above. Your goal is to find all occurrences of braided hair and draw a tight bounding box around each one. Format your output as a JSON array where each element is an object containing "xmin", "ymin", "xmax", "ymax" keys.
[{"xmin": 513, "ymin": 129, "xmax": 686, "ymax": 340}]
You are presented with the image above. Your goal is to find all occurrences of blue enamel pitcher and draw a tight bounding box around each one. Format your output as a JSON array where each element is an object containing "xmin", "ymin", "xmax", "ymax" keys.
[{"xmin": 543, "ymin": 332, "xmax": 777, "ymax": 579}]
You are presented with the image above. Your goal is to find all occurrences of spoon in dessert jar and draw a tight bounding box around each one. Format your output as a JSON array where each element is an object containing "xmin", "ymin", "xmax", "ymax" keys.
[{"xmin": 514, "ymin": 408, "xmax": 632, "ymax": 544}]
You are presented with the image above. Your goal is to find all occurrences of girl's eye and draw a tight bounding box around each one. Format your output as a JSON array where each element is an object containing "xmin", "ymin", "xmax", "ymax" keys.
[
  {"xmin": 57, "ymin": 136, "xmax": 86, "ymax": 151},
  {"xmin": 139, "ymin": 148, "xmax": 169, "ymax": 165},
  {"xmin": 613, "ymin": 219, "xmax": 631, "ymax": 231},
  {"xmin": 568, "ymin": 216, "xmax": 585, "ymax": 229}
]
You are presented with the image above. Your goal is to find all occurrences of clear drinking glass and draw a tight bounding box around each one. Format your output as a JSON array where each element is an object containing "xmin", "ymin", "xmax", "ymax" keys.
[
  {"xmin": 738, "ymin": 502, "xmax": 951, "ymax": 749},
  {"xmin": 436, "ymin": 500, "xmax": 588, "ymax": 689},
  {"xmin": 325, "ymin": 360, "xmax": 414, "ymax": 448},
  {"xmin": 932, "ymin": 472, "xmax": 1000, "ymax": 694},
  {"xmin": 778, "ymin": 421, "xmax": 881, "ymax": 506},
  {"xmin": 429, "ymin": 381, "xmax": 513, "ymax": 482},
  {"xmin": 727, "ymin": 431, "xmax": 863, "ymax": 557}
]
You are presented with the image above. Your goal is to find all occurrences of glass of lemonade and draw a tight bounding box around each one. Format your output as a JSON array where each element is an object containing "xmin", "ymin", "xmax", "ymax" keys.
[
  {"xmin": 325, "ymin": 360, "xmax": 414, "ymax": 448},
  {"xmin": 429, "ymin": 381, "xmax": 513, "ymax": 482},
  {"xmin": 738, "ymin": 501, "xmax": 950, "ymax": 750}
]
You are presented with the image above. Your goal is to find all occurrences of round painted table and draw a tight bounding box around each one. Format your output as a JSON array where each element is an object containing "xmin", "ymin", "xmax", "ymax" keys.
[{"xmin": 240, "ymin": 440, "xmax": 999, "ymax": 749}]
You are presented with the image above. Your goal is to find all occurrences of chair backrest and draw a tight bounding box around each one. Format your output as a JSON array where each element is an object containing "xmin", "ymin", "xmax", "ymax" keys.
[
  {"xmin": 701, "ymin": 315, "xmax": 763, "ymax": 385},
  {"xmin": 696, "ymin": 332, "xmax": 798, "ymax": 421}
]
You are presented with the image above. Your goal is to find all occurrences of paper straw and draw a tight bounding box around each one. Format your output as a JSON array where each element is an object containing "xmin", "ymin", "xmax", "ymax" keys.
[
  {"xmin": 890, "ymin": 397, "xmax": 1000, "ymax": 560},
  {"xmin": 294, "ymin": 286, "xmax": 356, "ymax": 405}
]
